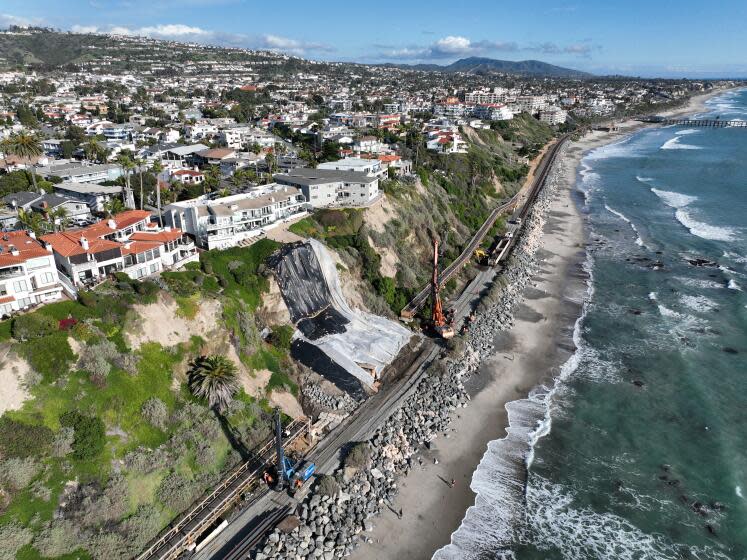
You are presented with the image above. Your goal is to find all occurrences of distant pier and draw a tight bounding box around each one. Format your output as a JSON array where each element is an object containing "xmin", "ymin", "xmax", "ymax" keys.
[{"xmin": 639, "ymin": 116, "xmax": 747, "ymax": 128}]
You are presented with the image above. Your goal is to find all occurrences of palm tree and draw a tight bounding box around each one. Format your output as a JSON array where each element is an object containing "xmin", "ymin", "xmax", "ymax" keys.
[
  {"xmin": 17, "ymin": 208, "xmax": 44, "ymax": 236},
  {"xmin": 150, "ymin": 160, "xmax": 164, "ymax": 224},
  {"xmin": 188, "ymin": 355, "xmax": 239, "ymax": 412},
  {"xmin": 104, "ymin": 197, "xmax": 125, "ymax": 217},
  {"xmin": 83, "ymin": 138, "xmax": 105, "ymax": 163},
  {"xmin": 0, "ymin": 137, "xmax": 11, "ymax": 173},
  {"xmin": 203, "ymin": 164, "xmax": 221, "ymax": 195},
  {"xmin": 116, "ymin": 153, "xmax": 136, "ymax": 209},
  {"xmin": 5, "ymin": 132, "xmax": 42, "ymax": 191},
  {"xmin": 48, "ymin": 206, "xmax": 69, "ymax": 232}
]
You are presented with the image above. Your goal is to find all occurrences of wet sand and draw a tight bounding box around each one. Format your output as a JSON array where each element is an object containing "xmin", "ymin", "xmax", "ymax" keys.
[{"xmin": 349, "ymin": 86, "xmax": 730, "ymax": 560}]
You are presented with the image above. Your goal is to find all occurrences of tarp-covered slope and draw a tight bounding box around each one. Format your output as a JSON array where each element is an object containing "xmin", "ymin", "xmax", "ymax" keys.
[{"xmin": 274, "ymin": 240, "xmax": 411, "ymax": 398}]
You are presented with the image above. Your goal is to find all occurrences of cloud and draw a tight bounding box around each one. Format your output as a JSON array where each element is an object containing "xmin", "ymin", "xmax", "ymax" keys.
[
  {"xmin": 257, "ymin": 34, "xmax": 335, "ymax": 55},
  {"xmin": 380, "ymin": 35, "xmax": 519, "ymax": 60},
  {"xmin": 378, "ymin": 34, "xmax": 596, "ymax": 61}
]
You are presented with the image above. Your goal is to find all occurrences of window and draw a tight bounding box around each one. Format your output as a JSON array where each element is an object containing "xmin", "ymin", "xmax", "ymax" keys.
[
  {"xmin": 18, "ymin": 297, "xmax": 34, "ymax": 308},
  {"xmin": 12, "ymin": 280, "xmax": 27, "ymax": 293},
  {"xmin": 41, "ymin": 272, "xmax": 55, "ymax": 285},
  {"xmin": 0, "ymin": 303, "xmax": 12, "ymax": 315},
  {"xmin": 150, "ymin": 263, "xmax": 159, "ymax": 274}
]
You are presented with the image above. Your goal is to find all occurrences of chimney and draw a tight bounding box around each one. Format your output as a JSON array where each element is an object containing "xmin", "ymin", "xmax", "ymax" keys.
[
  {"xmin": 164, "ymin": 225, "xmax": 172, "ymax": 232},
  {"xmin": 80, "ymin": 236, "xmax": 89, "ymax": 250},
  {"xmin": 108, "ymin": 219, "xmax": 116, "ymax": 230},
  {"xmin": 43, "ymin": 240, "xmax": 53, "ymax": 253},
  {"xmin": 28, "ymin": 231, "xmax": 36, "ymax": 239},
  {"xmin": 9, "ymin": 245, "xmax": 19, "ymax": 256}
]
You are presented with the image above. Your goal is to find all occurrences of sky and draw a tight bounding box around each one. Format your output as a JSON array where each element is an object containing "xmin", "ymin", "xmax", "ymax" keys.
[{"xmin": 2, "ymin": 0, "xmax": 747, "ymax": 78}]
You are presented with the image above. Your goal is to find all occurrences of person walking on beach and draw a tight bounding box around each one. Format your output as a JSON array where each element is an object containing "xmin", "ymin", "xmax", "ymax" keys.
[{"xmin": 451, "ymin": 478, "xmax": 456, "ymax": 488}]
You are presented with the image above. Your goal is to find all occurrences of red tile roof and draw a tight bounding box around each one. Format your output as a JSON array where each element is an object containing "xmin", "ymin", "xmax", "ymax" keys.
[
  {"xmin": 130, "ymin": 229, "xmax": 183, "ymax": 243},
  {"xmin": 0, "ymin": 231, "xmax": 51, "ymax": 267},
  {"xmin": 121, "ymin": 240, "xmax": 161, "ymax": 255}
]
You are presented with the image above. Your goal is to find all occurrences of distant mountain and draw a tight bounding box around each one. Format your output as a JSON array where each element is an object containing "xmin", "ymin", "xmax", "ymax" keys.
[{"xmin": 390, "ymin": 56, "xmax": 592, "ymax": 78}]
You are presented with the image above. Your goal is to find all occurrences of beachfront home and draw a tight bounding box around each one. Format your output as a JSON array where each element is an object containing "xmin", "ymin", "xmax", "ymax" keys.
[
  {"xmin": 274, "ymin": 168, "xmax": 380, "ymax": 208},
  {"xmin": 41, "ymin": 210, "xmax": 197, "ymax": 287},
  {"xmin": 162, "ymin": 184, "xmax": 307, "ymax": 250},
  {"xmin": 0, "ymin": 231, "xmax": 63, "ymax": 316}
]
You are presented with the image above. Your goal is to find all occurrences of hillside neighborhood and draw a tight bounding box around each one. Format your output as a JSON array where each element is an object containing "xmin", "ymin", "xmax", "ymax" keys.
[{"xmin": 0, "ymin": 24, "xmax": 738, "ymax": 560}]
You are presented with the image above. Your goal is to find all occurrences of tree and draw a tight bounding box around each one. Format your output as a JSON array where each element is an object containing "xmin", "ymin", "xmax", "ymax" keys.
[
  {"xmin": 83, "ymin": 138, "xmax": 106, "ymax": 163},
  {"xmin": 48, "ymin": 206, "xmax": 69, "ymax": 232},
  {"xmin": 116, "ymin": 153, "xmax": 136, "ymax": 209},
  {"xmin": 17, "ymin": 208, "xmax": 45, "ymax": 236},
  {"xmin": 188, "ymin": 355, "xmax": 239, "ymax": 412},
  {"xmin": 4, "ymin": 132, "xmax": 42, "ymax": 192},
  {"xmin": 151, "ymin": 160, "xmax": 164, "ymax": 223},
  {"xmin": 104, "ymin": 197, "xmax": 125, "ymax": 217},
  {"xmin": 59, "ymin": 411, "xmax": 106, "ymax": 460}
]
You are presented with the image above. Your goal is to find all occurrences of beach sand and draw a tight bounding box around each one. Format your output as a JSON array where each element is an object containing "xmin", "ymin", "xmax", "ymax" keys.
[{"xmin": 349, "ymin": 86, "xmax": 729, "ymax": 560}]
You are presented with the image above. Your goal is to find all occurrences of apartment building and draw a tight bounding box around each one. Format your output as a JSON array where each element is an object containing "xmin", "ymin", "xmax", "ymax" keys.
[
  {"xmin": 162, "ymin": 185, "xmax": 307, "ymax": 250},
  {"xmin": 539, "ymin": 106, "xmax": 568, "ymax": 125},
  {"xmin": 472, "ymin": 103, "xmax": 513, "ymax": 121},
  {"xmin": 53, "ymin": 182, "xmax": 124, "ymax": 213},
  {"xmin": 318, "ymin": 157, "xmax": 384, "ymax": 178},
  {"xmin": 41, "ymin": 210, "xmax": 196, "ymax": 287},
  {"xmin": 275, "ymin": 168, "xmax": 380, "ymax": 208},
  {"xmin": 0, "ymin": 231, "xmax": 63, "ymax": 316},
  {"xmin": 37, "ymin": 161, "xmax": 122, "ymax": 184}
]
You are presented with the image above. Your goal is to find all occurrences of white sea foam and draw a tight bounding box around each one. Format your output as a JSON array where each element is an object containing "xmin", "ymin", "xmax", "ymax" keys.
[
  {"xmin": 674, "ymin": 209, "xmax": 739, "ymax": 242},
  {"xmin": 648, "ymin": 292, "xmax": 657, "ymax": 301},
  {"xmin": 604, "ymin": 204, "xmax": 644, "ymax": 246},
  {"xmin": 675, "ymin": 128, "xmax": 699, "ymax": 136},
  {"xmin": 657, "ymin": 304, "xmax": 682, "ymax": 318},
  {"xmin": 728, "ymin": 279, "xmax": 742, "ymax": 291},
  {"xmin": 521, "ymin": 475, "xmax": 732, "ymax": 560},
  {"xmin": 434, "ymin": 253, "xmax": 596, "ymax": 560},
  {"xmin": 651, "ymin": 189, "xmax": 739, "ymax": 242},
  {"xmin": 635, "ymin": 175, "xmax": 655, "ymax": 185},
  {"xmin": 650, "ymin": 188, "xmax": 697, "ymax": 208},
  {"xmin": 660, "ymin": 136, "xmax": 701, "ymax": 150},
  {"xmin": 674, "ymin": 276, "xmax": 724, "ymax": 290},
  {"xmin": 680, "ymin": 294, "xmax": 718, "ymax": 312},
  {"xmin": 737, "ymin": 486, "xmax": 744, "ymax": 499}
]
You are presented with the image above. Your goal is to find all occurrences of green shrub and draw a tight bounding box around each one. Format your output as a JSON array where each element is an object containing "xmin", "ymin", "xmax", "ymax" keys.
[
  {"xmin": 0, "ymin": 416, "xmax": 53, "ymax": 458},
  {"xmin": 11, "ymin": 312, "xmax": 58, "ymax": 340},
  {"xmin": 51, "ymin": 426, "xmax": 74, "ymax": 457},
  {"xmin": 18, "ymin": 332, "xmax": 75, "ymax": 380},
  {"xmin": 33, "ymin": 520, "xmax": 81, "ymax": 558},
  {"xmin": 0, "ymin": 457, "xmax": 42, "ymax": 490},
  {"xmin": 269, "ymin": 325, "xmax": 294, "ymax": 351},
  {"xmin": 0, "ymin": 522, "xmax": 33, "ymax": 560},
  {"xmin": 120, "ymin": 504, "xmax": 162, "ymax": 549},
  {"xmin": 157, "ymin": 472, "xmax": 200, "ymax": 512},
  {"xmin": 60, "ymin": 411, "xmax": 106, "ymax": 460}
]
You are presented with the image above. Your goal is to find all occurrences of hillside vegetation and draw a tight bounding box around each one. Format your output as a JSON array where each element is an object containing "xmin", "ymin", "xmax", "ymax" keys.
[{"xmin": 0, "ymin": 240, "xmax": 301, "ymax": 560}]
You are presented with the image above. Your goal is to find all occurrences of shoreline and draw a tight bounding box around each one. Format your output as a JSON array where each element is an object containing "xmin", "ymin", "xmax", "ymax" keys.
[{"xmin": 348, "ymin": 87, "xmax": 730, "ymax": 560}]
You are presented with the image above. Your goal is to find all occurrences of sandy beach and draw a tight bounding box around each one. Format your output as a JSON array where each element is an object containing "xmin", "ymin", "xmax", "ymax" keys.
[{"xmin": 349, "ymin": 86, "xmax": 730, "ymax": 560}]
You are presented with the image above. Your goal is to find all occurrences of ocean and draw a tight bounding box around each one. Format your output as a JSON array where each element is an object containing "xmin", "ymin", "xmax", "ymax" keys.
[{"xmin": 440, "ymin": 88, "xmax": 747, "ymax": 560}]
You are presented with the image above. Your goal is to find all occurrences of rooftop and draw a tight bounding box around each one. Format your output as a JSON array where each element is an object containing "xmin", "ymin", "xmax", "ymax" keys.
[{"xmin": 275, "ymin": 168, "xmax": 378, "ymax": 186}]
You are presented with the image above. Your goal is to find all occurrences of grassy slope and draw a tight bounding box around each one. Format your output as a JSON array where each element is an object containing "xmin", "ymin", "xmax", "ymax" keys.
[{"xmin": 0, "ymin": 240, "xmax": 294, "ymax": 559}]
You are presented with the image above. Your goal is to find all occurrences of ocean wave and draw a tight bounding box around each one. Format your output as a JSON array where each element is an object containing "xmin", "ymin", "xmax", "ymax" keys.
[
  {"xmin": 585, "ymin": 135, "xmax": 641, "ymax": 161},
  {"xmin": 675, "ymin": 128, "xmax": 700, "ymax": 136},
  {"xmin": 651, "ymin": 189, "xmax": 739, "ymax": 242},
  {"xmin": 675, "ymin": 209, "xmax": 739, "ymax": 242},
  {"xmin": 660, "ymin": 136, "xmax": 702, "ymax": 150},
  {"xmin": 650, "ymin": 188, "xmax": 697, "ymax": 208},
  {"xmin": 728, "ymin": 279, "xmax": 742, "ymax": 291},
  {"xmin": 604, "ymin": 204, "xmax": 645, "ymax": 247},
  {"xmin": 521, "ymin": 475, "xmax": 732, "ymax": 560},
  {"xmin": 434, "ymin": 253, "xmax": 596, "ymax": 560},
  {"xmin": 680, "ymin": 294, "xmax": 718, "ymax": 312},
  {"xmin": 674, "ymin": 276, "xmax": 725, "ymax": 290}
]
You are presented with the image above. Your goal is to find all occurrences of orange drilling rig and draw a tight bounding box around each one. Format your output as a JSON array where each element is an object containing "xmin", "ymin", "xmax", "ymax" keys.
[{"xmin": 430, "ymin": 237, "xmax": 455, "ymax": 339}]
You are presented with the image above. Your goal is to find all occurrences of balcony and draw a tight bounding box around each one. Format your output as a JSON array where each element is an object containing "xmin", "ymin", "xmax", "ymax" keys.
[{"xmin": 0, "ymin": 267, "xmax": 24, "ymax": 280}]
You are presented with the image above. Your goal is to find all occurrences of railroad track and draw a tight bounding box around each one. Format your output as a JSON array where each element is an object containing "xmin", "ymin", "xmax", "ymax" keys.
[
  {"xmin": 135, "ymin": 420, "xmax": 308, "ymax": 560},
  {"xmin": 400, "ymin": 135, "xmax": 569, "ymax": 319}
]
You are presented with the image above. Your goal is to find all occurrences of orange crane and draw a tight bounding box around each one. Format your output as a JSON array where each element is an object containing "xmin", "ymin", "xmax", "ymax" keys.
[{"xmin": 431, "ymin": 237, "xmax": 455, "ymax": 339}]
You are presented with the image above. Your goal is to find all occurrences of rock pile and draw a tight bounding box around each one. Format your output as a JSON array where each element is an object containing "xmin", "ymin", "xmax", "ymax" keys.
[
  {"xmin": 302, "ymin": 383, "xmax": 358, "ymax": 413},
  {"xmin": 253, "ymin": 152, "xmax": 567, "ymax": 559}
]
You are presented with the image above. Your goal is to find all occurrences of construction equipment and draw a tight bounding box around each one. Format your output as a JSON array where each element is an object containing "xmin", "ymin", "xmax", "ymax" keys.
[
  {"xmin": 430, "ymin": 237, "xmax": 455, "ymax": 339},
  {"xmin": 473, "ymin": 248, "xmax": 488, "ymax": 263},
  {"xmin": 272, "ymin": 409, "xmax": 316, "ymax": 495}
]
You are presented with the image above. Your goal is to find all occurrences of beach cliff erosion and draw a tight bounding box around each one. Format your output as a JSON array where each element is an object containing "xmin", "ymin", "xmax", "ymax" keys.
[{"xmin": 250, "ymin": 87, "xmax": 731, "ymax": 560}]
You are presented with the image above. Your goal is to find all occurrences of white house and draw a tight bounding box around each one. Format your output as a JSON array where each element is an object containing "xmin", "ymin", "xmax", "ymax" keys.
[
  {"xmin": 0, "ymin": 231, "xmax": 63, "ymax": 316},
  {"xmin": 275, "ymin": 169, "xmax": 380, "ymax": 208},
  {"xmin": 317, "ymin": 157, "xmax": 384, "ymax": 178},
  {"xmin": 162, "ymin": 184, "xmax": 307, "ymax": 250}
]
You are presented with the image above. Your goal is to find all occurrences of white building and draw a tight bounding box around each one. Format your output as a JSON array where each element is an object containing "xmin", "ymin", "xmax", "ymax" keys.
[
  {"xmin": 0, "ymin": 231, "xmax": 63, "ymax": 316},
  {"xmin": 37, "ymin": 161, "xmax": 122, "ymax": 184},
  {"xmin": 53, "ymin": 182, "xmax": 124, "ymax": 213},
  {"xmin": 472, "ymin": 103, "xmax": 514, "ymax": 121},
  {"xmin": 318, "ymin": 158, "xmax": 384, "ymax": 178},
  {"xmin": 275, "ymin": 169, "xmax": 380, "ymax": 209},
  {"xmin": 41, "ymin": 210, "xmax": 197, "ymax": 287},
  {"xmin": 539, "ymin": 107, "xmax": 568, "ymax": 125},
  {"xmin": 162, "ymin": 185, "xmax": 307, "ymax": 250}
]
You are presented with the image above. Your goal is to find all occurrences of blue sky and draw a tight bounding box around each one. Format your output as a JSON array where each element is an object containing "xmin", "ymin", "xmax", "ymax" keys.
[{"xmin": 2, "ymin": 0, "xmax": 747, "ymax": 77}]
